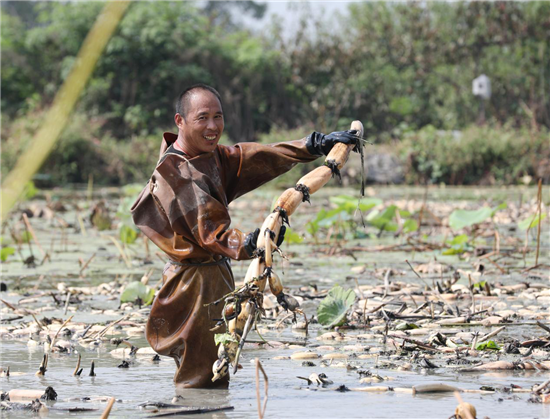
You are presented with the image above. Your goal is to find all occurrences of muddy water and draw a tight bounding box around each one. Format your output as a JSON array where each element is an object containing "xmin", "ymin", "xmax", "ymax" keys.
[
  {"xmin": 1, "ymin": 185, "xmax": 549, "ymax": 418},
  {"xmin": 1, "ymin": 327, "xmax": 550, "ymax": 418}
]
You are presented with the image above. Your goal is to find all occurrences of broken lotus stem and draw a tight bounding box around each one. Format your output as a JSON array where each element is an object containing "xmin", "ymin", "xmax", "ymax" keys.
[{"xmin": 35, "ymin": 354, "xmax": 48, "ymax": 376}]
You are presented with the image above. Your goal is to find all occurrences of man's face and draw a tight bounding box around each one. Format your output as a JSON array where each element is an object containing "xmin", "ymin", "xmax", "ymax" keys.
[{"xmin": 175, "ymin": 90, "xmax": 224, "ymax": 157}]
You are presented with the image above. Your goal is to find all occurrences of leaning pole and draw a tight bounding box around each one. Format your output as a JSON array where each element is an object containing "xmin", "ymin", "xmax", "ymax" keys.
[{"xmin": 211, "ymin": 120, "xmax": 365, "ymax": 381}]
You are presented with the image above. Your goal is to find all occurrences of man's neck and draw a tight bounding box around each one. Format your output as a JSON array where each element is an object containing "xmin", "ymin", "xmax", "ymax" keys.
[{"xmin": 174, "ymin": 136, "xmax": 191, "ymax": 156}]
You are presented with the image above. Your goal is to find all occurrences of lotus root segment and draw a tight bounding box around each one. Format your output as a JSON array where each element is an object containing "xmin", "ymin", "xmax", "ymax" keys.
[
  {"xmin": 297, "ymin": 166, "xmax": 332, "ymax": 195},
  {"xmin": 212, "ymin": 120, "xmax": 364, "ymax": 381},
  {"xmin": 274, "ymin": 188, "xmax": 303, "ymax": 217}
]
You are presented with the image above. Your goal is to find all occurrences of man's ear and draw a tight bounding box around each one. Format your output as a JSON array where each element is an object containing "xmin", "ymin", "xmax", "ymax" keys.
[{"xmin": 175, "ymin": 113, "xmax": 185, "ymax": 130}]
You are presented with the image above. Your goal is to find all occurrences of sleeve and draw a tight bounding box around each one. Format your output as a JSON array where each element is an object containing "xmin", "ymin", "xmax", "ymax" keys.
[
  {"xmin": 220, "ymin": 138, "xmax": 320, "ymax": 202},
  {"xmin": 131, "ymin": 180, "xmax": 191, "ymax": 258},
  {"xmin": 155, "ymin": 164, "xmax": 251, "ymax": 261}
]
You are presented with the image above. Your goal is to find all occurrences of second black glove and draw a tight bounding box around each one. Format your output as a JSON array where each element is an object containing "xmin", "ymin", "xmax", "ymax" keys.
[
  {"xmin": 244, "ymin": 226, "xmax": 286, "ymax": 257},
  {"xmin": 244, "ymin": 228, "xmax": 260, "ymax": 257},
  {"xmin": 276, "ymin": 225, "xmax": 286, "ymax": 247},
  {"xmin": 306, "ymin": 130, "xmax": 359, "ymax": 156}
]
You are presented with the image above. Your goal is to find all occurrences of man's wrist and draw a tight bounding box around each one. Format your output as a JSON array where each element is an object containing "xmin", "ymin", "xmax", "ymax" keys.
[
  {"xmin": 305, "ymin": 132, "xmax": 324, "ymax": 156},
  {"xmin": 243, "ymin": 228, "xmax": 260, "ymax": 257}
]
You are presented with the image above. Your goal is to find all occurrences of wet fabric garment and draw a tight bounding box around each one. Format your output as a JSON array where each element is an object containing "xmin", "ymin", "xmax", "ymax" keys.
[
  {"xmin": 131, "ymin": 132, "xmax": 317, "ymax": 388},
  {"xmin": 149, "ymin": 257, "xmax": 234, "ymax": 388}
]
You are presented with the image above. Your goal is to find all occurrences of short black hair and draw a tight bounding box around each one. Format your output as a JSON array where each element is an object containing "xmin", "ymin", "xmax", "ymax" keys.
[{"xmin": 175, "ymin": 84, "xmax": 222, "ymax": 118}]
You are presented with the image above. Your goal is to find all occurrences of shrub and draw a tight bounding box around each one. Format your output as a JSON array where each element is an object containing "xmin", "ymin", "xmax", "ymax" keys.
[
  {"xmin": 1, "ymin": 109, "xmax": 164, "ymax": 186},
  {"xmin": 399, "ymin": 124, "xmax": 549, "ymax": 185}
]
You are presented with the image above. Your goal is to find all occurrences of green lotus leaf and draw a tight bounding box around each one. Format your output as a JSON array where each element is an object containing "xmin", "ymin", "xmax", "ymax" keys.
[
  {"xmin": 120, "ymin": 281, "xmax": 155, "ymax": 305},
  {"xmin": 518, "ymin": 212, "xmax": 546, "ymax": 230},
  {"xmin": 449, "ymin": 207, "xmax": 492, "ymax": 230},
  {"xmin": 214, "ymin": 333, "xmax": 237, "ymax": 346},
  {"xmin": 476, "ymin": 340, "xmax": 500, "ymax": 351},
  {"xmin": 317, "ymin": 285, "xmax": 356, "ymax": 328},
  {"xmin": 119, "ymin": 224, "xmax": 138, "ymax": 245},
  {"xmin": 402, "ymin": 219, "xmax": 419, "ymax": 233},
  {"xmin": 284, "ymin": 227, "xmax": 303, "ymax": 244},
  {"xmin": 0, "ymin": 247, "xmax": 15, "ymax": 262}
]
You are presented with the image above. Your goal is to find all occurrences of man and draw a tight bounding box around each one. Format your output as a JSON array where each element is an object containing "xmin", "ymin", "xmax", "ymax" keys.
[{"xmin": 131, "ymin": 84, "xmax": 357, "ymax": 388}]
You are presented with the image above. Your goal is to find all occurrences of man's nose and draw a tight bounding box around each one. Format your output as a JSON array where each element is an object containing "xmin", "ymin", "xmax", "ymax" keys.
[{"xmin": 207, "ymin": 118, "xmax": 217, "ymax": 131}]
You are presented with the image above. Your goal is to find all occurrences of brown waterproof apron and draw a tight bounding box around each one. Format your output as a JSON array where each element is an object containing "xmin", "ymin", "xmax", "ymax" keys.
[{"xmin": 146, "ymin": 256, "xmax": 234, "ymax": 388}]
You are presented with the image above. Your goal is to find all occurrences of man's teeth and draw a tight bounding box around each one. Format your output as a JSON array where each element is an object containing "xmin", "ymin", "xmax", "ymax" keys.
[{"xmin": 204, "ymin": 135, "xmax": 216, "ymax": 140}]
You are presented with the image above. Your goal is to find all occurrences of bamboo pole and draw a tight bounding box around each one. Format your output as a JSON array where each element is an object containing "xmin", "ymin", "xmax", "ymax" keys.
[
  {"xmin": 22, "ymin": 214, "xmax": 45, "ymax": 257},
  {"xmin": 0, "ymin": 1, "xmax": 130, "ymax": 221}
]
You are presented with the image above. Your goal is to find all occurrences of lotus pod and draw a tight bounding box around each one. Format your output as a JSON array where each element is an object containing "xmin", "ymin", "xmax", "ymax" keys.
[
  {"xmin": 297, "ymin": 166, "xmax": 332, "ymax": 195},
  {"xmin": 268, "ymin": 270, "xmax": 284, "ymax": 296},
  {"xmin": 274, "ymin": 188, "xmax": 303, "ymax": 217}
]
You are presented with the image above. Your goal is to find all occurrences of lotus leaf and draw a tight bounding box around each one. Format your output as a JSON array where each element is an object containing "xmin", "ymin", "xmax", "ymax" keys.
[
  {"xmin": 475, "ymin": 340, "xmax": 500, "ymax": 351},
  {"xmin": 317, "ymin": 285, "xmax": 356, "ymax": 328},
  {"xmin": 119, "ymin": 224, "xmax": 138, "ymax": 245},
  {"xmin": 120, "ymin": 281, "xmax": 155, "ymax": 305},
  {"xmin": 0, "ymin": 247, "xmax": 15, "ymax": 262},
  {"xmin": 449, "ymin": 207, "xmax": 493, "ymax": 230},
  {"xmin": 518, "ymin": 212, "xmax": 546, "ymax": 230},
  {"xmin": 214, "ymin": 333, "xmax": 238, "ymax": 346}
]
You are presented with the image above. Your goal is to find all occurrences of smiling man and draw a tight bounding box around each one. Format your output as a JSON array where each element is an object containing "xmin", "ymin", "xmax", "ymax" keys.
[
  {"xmin": 131, "ymin": 84, "xmax": 358, "ymax": 389},
  {"xmin": 173, "ymin": 85, "xmax": 224, "ymax": 156}
]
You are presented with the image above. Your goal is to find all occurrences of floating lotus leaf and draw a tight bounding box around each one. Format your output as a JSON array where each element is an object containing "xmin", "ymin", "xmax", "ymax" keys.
[
  {"xmin": 214, "ymin": 333, "xmax": 238, "ymax": 346},
  {"xmin": 476, "ymin": 340, "xmax": 500, "ymax": 351},
  {"xmin": 120, "ymin": 281, "xmax": 155, "ymax": 305},
  {"xmin": 0, "ymin": 247, "xmax": 15, "ymax": 262},
  {"xmin": 518, "ymin": 212, "xmax": 546, "ymax": 230},
  {"xmin": 449, "ymin": 207, "xmax": 492, "ymax": 230},
  {"xmin": 119, "ymin": 224, "xmax": 138, "ymax": 245},
  {"xmin": 317, "ymin": 285, "xmax": 356, "ymax": 328}
]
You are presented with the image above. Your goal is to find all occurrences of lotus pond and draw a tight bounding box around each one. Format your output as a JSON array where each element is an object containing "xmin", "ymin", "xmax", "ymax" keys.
[{"xmin": 1, "ymin": 184, "xmax": 549, "ymax": 418}]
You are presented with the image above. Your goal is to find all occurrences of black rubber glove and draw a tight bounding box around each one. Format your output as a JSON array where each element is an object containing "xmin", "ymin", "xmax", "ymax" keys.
[
  {"xmin": 306, "ymin": 130, "xmax": 359, "ymax": 156},
  {"xmin": 244, "ymin": 228, "xmax": 260, "ymax": 257},
  {"xmin": 276, "ymin": 226, "xmax": 286, "ymax": 247}
]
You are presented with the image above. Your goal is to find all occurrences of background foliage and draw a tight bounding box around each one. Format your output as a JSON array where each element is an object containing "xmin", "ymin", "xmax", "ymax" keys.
[{"xmin": 2, "ymin": 1, "xmax": 548, "ymax": 185}]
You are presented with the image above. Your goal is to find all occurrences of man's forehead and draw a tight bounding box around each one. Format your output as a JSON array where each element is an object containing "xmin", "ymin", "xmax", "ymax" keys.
[{"xmin": 187, "ymin": 90, "xmax": 222, "ymax": 113}]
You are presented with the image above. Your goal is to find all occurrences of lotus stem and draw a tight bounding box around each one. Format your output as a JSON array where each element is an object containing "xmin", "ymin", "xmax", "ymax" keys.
[
  {"xmin": 100, "ymin": 397, "xmax": 116, "ymax": 419},
  {"xmin": 73, "ymin": 353, "xmax": 81, "ymax": 376},
  {"xmin": 51, "ymin": 315, "xmax": 74, "ymax": 351}
]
